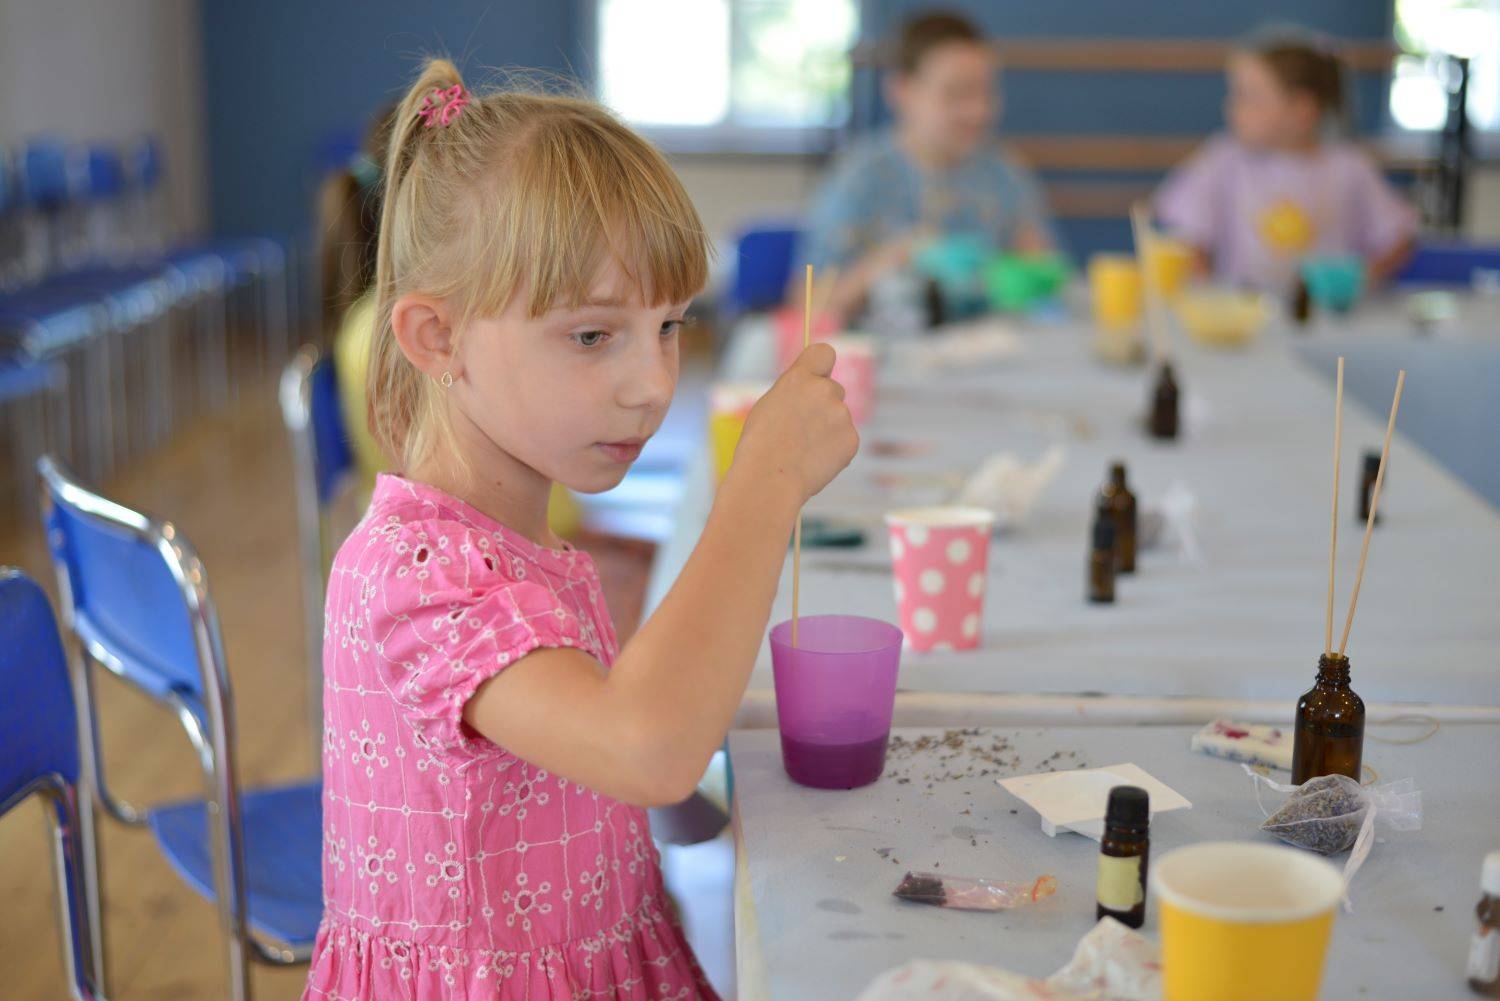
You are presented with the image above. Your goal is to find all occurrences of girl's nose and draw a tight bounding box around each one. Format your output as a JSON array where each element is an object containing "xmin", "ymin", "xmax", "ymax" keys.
[{"xmin": 617, "ymin": 338, "xmax": 676, "ymax": 411}]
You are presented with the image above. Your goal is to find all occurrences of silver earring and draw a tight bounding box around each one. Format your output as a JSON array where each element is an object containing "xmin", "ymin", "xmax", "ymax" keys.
[{"xmin": 440, "ymin": 371, "xmax": 453, "ymax": 388}]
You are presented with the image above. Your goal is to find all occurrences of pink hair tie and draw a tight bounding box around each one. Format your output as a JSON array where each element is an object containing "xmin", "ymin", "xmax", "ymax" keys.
[{"xmin": 417, "ymin": 85, "xmax": 469, "ymax": 128}]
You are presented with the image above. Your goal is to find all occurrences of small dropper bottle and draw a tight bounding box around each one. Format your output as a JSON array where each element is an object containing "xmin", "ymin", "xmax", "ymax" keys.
[{"xmin": 1096, "ymin": 785, "xmax": 1150, "ymax": 929}]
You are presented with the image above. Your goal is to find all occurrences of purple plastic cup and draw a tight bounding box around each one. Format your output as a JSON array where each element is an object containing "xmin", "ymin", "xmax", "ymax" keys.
[{"xmin": 769, "ymin": 614, "xmax": 904, "ymax": 790}]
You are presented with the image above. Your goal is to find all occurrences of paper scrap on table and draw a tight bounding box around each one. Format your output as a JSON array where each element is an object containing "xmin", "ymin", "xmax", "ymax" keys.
[
  {"xmin": 894, "ymin": 318, "xmax": 1024, "ymax": 374},
  {"xmin": 1140, "ymin": 480, "xmax": 1203, "ymax": 566},
  {"xmin": 953, "ymin": 446, "xmax": 1065, "ymax": 531},
  {"xmin": 997, "ymin": 763, "xmax": 1191, "ymax": 839},
  {"xmin": 855, "ymin": 917, "xmax": 1160, "ymax": 1001}
]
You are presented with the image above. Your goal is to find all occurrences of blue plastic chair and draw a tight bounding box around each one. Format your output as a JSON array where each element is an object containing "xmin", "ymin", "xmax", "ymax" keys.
[
  {"xmin": 129, "ymin": 136, "xmax": 291, "ymax": 376},
  {"xmin": 39, "ymin": 457, "xmax": 321, "ymax": 1001},
  {"xmin": 1395, "ymin": 240, "xmax": 1500, "ymax": 286},
  {"xmin": 731, "ymin": 223, "xmax": 802, "ymax": 313},
  {"xmin": 0, "ymin": 354, "xmax": 67, "ymax": 512},
  {"xmin": 0, "ymin": 569, "xmax": 108, "ymax": 999},
  {"xmin": 278, "ymin": 343, "xmax": 353, "ymax": 763}
]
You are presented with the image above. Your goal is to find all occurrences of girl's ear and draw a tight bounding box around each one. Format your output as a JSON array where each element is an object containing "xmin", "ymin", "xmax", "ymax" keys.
[{"xmin": 391, "ymin": 294, "xmax": 458, "ymax": 381}]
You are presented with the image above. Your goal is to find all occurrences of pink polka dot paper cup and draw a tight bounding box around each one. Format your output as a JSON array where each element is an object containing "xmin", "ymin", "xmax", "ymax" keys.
[{"xmin": 884, "ymin": 506, "xmax": 995, "ymax": 652}]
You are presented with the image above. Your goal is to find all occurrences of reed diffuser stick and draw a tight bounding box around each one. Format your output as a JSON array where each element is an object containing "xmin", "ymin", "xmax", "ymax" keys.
[{"xmin": 1338, "ymin": 370, "xmax": 1406, "ymax": 656}]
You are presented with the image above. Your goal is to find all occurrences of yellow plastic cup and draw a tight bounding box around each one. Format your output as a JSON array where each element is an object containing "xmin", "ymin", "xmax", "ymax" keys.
[
  {"xmin": 1154, "ymin": 842, "xmax": 1344, "ymax": 1001},
  {"xmin": 1145, "ymin": 237, "xmax": 1195, "ymax": 300},
  {"xmin": 1089, "ymin": 253, "xmax": 1143, "ymax": 331},
  {"xmin": 708, "ymin": 381, "xmax": 771, "ymax": 484}
]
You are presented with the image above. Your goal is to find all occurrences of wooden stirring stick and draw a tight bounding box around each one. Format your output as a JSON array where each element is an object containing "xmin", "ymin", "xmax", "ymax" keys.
[
  {"xmin": 791, "ymin": 264, "xmax": 813, "ymax": 647},
  {"xmin": 1130, "ymin": 202, "xmax": 1170, "ymax": 363},
  {"xmin": 1338, "ymin": 370, "xmax": 1406, "ymax": 656},
  {"xmin": 1325, "ymin": 357, "xmax": 1345, "ymax": 655}
]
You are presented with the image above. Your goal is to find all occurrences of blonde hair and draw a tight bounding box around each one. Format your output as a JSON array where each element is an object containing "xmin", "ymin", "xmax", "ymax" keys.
[{"xmin": 369, "ymin": 58, "xmax": 709, "ymax": 470}]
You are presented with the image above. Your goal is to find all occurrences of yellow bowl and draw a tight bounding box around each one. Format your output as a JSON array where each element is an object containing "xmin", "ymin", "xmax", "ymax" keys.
[{"xmin": 1173, "ymin": 289, "xmax": 1268, "ymax": 348}]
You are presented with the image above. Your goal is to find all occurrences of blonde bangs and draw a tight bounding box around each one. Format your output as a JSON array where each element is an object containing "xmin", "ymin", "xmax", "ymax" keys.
[{"xmin": 465, "ymin": 108, "xmax": 709, "ymax": 321}]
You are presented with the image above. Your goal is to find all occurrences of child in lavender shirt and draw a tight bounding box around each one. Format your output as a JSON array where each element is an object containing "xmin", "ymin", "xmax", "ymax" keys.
[{"xmin": 1156, "ymin": 35, "xmax": 1418, "ymax": 293}]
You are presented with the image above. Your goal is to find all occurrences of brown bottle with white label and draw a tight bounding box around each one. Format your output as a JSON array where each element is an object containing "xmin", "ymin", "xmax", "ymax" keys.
[{"xmin": 1096, "ymin": 785, "xmax": 1149, "ymax": 929}]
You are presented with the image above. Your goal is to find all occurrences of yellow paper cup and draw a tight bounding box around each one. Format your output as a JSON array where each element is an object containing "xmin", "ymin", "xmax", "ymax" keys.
[
  {"xmin": 1089, "ymin": 253, "xmax": 1143, "ymax": 331},
  {"xmin": 1154, "ymin": 842, "xmax": 1344, "ymax": 1001},
  {"xmin": 708, "ymin": 381, "xmax": 771, "ymax": 484},
  {"xmin": 1145, "ymin": 237, "xmax": 1195, "ymax": 300}
]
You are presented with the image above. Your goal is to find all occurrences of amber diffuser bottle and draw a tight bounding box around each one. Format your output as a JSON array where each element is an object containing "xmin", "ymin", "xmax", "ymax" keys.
[
  {"xmin": 1291, "ymin": 652, "xmax": 1365, "ymax": 784},
  {"xmin": 1148, "ymin": 362, "xmax": 1179, "ymax": 440}
]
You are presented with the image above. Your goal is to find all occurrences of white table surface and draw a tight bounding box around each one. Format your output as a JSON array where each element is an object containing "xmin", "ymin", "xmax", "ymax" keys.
[
  {"xmin": 646, "ymin": 308, "xmax": 1500, "ymax": 719},
  {"xmin": 729, "ymin": 723, "xmax": 1500, "ymax": 1000}
]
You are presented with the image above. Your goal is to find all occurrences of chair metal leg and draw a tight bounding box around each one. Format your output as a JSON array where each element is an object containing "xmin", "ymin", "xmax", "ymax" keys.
[
  {"xmin": 83, "ymin": 339, "xmax": 112, "ymax": 481},
  {"xmin": 146, "ymin": 313, "xmax": 172, "ymax": 448},
  {"xmin": 40, "ymin": 778, "xmax": 108, "ymax": 1001},
  {"xmin": 75, "ymin": 657, "xmax": 150, "ymax": 828}
]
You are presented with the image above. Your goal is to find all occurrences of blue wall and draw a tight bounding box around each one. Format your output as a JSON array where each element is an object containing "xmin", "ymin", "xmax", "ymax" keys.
[
  {"xmin": 199, "ymin": 1, "xmax": 585, "ymax": 242},
  {"xmin": 198, "ymin": 0, "xmax": 1397, "ymax": 258}
]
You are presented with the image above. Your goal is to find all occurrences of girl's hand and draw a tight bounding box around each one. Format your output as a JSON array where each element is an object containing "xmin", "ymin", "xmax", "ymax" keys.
[{"xmin": 729, "ymin": 342, "xmax": 859, "ymax": 504}]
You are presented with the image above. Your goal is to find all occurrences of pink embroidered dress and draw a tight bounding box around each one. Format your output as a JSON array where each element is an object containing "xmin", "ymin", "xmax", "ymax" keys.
[{"xmin": 303, "ymin": 475, "xmax": 717, "ymax": 1000}]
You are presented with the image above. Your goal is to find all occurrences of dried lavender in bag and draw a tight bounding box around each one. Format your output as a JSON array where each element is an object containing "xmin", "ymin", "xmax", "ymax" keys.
[{"xmin": 1244, "ymin": 765, "xmax": 1422, "ymax": 910}]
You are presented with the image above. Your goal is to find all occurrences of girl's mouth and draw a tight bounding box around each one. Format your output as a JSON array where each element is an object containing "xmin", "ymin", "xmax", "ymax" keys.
[{"xmin": 597, "ymin": 438, "xmax": 647, "ymax": 463}]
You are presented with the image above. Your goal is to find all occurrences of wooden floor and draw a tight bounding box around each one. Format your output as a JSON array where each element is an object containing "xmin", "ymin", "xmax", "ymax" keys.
[{"xmin": 0, "ymin": 373, "xmax": 659, "ymax": 1000}]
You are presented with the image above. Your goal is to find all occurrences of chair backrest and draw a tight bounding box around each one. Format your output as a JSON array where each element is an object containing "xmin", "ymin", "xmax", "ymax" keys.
[
  {"xmin": 22, "ymin": 139, "xmax": 80, "ymax": 211},
  {"xmin": 280, "ymin": 345, "xmax": 351, "ymax": 758},
  {"xmin": 280, "ymin": 343, "xmax": 353, "ymax": 509},
  {"xmin": 38, "ymin": 456, "xmax": 227, "ymax": 714},
  {"xmin": 85, "ymin": 147, "xmax": 125, "ymax": 204},
  {"xmin": 0, "ymin": 568, "xmax": 78, "ymax": 810},
  {"xmin": 732, "ymin": 224, "xmax": 801, "ymax": 313}
]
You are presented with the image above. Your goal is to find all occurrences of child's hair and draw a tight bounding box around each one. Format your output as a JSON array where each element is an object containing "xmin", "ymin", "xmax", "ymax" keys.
[
  {"xmin": 316, "ymin": 107, "xmax": 394, "ymax": 335},
  {"xmin": 369, "ymin": 58, "xmax": 709, "ymax": 470},
  {"xmin": 893, "ymin": 10, "xmax": 985, "ymax": 76},
  {"xmin": 1243, "ymin": 33, "xmax": 1347, "ymax": 121}
]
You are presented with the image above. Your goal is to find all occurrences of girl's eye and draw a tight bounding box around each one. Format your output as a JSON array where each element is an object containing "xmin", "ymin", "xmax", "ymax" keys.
[
  {"xmin": 661, "ymin": 318, "xmax": 687, "ymax": 338},
  {"xmin": 572, "ymin": 329, "xmax": 610, "ymax": 348}
]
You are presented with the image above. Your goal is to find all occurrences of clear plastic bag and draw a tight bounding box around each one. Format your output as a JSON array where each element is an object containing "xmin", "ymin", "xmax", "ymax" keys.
[
  {"xmin": 893, "ymin": 871, "xmax": 1057, "ymax": 911},
  {"xmin": 1244, "ymin": 765, "xmax": 1422, "ymax": 910}
]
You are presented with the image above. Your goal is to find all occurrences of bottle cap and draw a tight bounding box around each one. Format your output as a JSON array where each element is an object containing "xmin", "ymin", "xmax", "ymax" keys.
[
  {"xmin": 1093, "ymin": 512, "xmax": 1116, "ymax": 550},
  {"xmin": 1105, "ymin": 785, "xmax": 1149, "ymax": 827},
  {"xmin": 1110, "ymin": 461, "xmax": 1127, "ymax": 484},
  {"xmin": 1364, "ymin": 451, "xmax": 1383, "ymax": 475},
  {"xmin": 1483, "ymin": 851, "xmax": 1500, "ymax": 895}
]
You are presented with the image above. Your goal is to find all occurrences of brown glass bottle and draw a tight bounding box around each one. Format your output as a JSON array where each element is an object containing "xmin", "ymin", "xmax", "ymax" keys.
[
  {"xmin": 1097, "ymin": 462, "xmax": 1138, "ymax": 573},
  {"xmin": 1097, "ymin": 785, "xmax": 1149, "ymax": 929},
  {"xmin": 1358, "ymin": 451, "xmax": 1383, "ymax": 525},
  {"xmin": 1291, "ymin": 653, "xmax": 1365, "ymax": 784},
  {"xmin": 1148, "ymin": 362, "xmax": 1179, "ymax": 440},
  {"xmin": 1291, "ymin": 276, "xmax": 1312, "ymax": 327},
  {"xmin": 923, "ymin": 277, "xmax": 946, "ymax": 329},
  {"xmin": 1469, "ymin": 852, "xmax": 1500, "ymax": 995},
  {"xmin": 1088, "ymin": 513, "xmax": 1116, "ymax": 604}
]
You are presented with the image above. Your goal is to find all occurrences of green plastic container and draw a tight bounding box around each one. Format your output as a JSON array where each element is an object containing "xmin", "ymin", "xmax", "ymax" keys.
[{"xmin": 984, "ymin": 252, "xmax": 1071, "ymax": 311}]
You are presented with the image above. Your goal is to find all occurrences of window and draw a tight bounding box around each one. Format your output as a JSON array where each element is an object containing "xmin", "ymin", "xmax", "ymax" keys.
[
  {"xmin": 1390, "ymin": 0, "xmax": 1500, "ymax": 131},
  {"xmin": 597, "ymin": 0, "xmax": 859, "ymax": 151}
]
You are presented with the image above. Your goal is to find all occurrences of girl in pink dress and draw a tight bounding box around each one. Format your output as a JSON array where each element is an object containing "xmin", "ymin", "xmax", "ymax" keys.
[{"xmin": 302, "ymin": 59, "xmax": 859, "ymax": 1000}]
